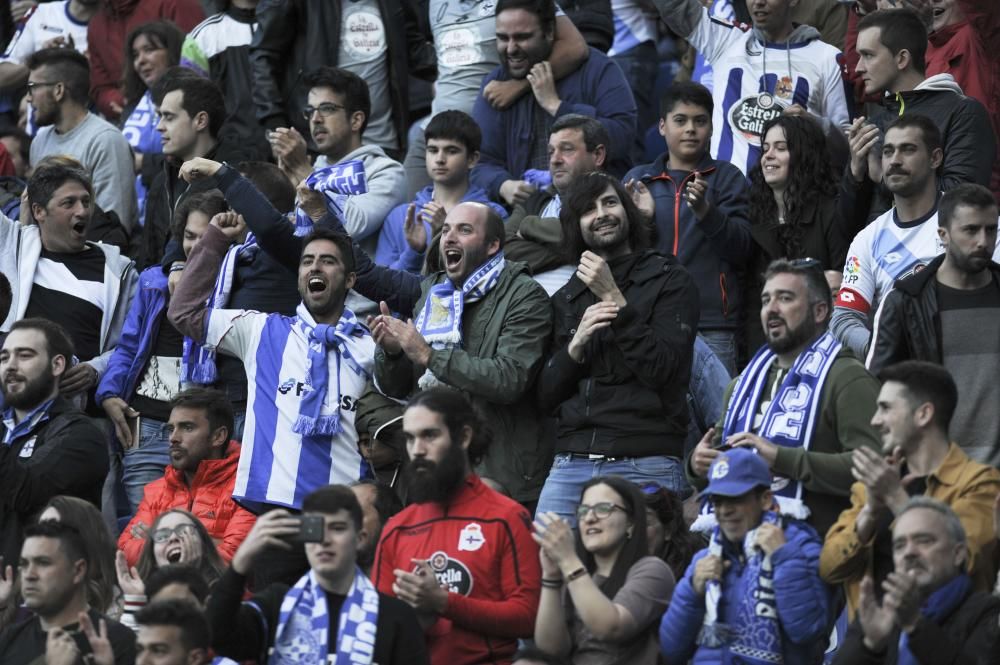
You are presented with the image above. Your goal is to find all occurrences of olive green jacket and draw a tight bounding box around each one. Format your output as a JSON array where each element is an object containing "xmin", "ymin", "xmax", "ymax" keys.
[
  {"xmin": 376, "ymin": 261, "xmax": 554, "ymax": 503},
  {"xmin": 686, "ymin": 347, "xmax": 882, "ymax": 536}
]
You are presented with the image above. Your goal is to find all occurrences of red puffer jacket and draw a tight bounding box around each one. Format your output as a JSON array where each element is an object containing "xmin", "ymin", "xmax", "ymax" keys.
[{"xmin": 117, "ymin": 442, "xmax": 256, "ymax": 567}]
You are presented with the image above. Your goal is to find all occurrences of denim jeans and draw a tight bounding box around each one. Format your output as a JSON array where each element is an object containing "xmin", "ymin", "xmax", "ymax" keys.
[
  {"xmin": 535, "ymin": 453, "xmax": 690, "ymax": 526},
  {"xmin": 700, "ymin": 329, "xmax": 738, "ymax": 377},
  {"xmin": 122, "ymin": 417, "xmax": 171, "ymax": 513},
  {"xmin": 611, "ymin": 40, "xmax": 659, "ymax": 145},
  {"xmin": 686, "ymin": 334, "xmax": 733, "ymax": 456}
]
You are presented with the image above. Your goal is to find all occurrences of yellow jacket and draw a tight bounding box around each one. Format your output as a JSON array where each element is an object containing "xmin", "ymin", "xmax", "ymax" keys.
[{"xmin": 819, "ymin": 442, "xmax": 1000, "ymax": 618}]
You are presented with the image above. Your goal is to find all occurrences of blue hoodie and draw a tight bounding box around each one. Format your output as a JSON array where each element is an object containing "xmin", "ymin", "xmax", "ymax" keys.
[
  {"xmin": 374, "ymin": 185, "xmax": 507, "ymax": 273},
  {"xmin": 625, "ymin": 152, "xmax": 752, "ymax": 332}
]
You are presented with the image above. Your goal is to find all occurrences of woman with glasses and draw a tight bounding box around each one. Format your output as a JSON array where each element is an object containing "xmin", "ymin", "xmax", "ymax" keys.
[
  {"xmin": 533, "ymin": 477, "xmax": 675, "ymax": 665},
  {"xmin": 132, "ymin": 509, "xmax": 224, "ymax": 587}
]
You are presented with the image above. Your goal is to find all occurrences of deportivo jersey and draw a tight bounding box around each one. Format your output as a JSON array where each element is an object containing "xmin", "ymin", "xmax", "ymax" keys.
[
  {"xmin": 374, "ymin": 476, "xmax": 540, "ymax": 665},
  {"xmin": 837, "ymin": 205, "xmax": 1000, "ymax": 316},
  {"xmin": 1, "ymin": 1, "xmax": 88, "ymax": 64},
  {"xmin": 206, "ymin": 308, "xmax": 374, "ymax": 511},
  {"xmin": 686, "ymin": 8, "xmax": 849, "ymax": 175},
  {"xmin": 836, "ymin": 207, "xmax": 943, "ymax": 317}
]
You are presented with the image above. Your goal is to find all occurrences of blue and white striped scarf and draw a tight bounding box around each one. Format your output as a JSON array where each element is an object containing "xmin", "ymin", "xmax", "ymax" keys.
[
  {"xmin": 181, "ymin": 233, "xmax": 259, "ymax": 384},
  {"xmin": 270, "ymin": 567, "xmax": 379, "ymax": 665},
  {"xmin": 413, "ymin": 251, "xmax": 505, "ymax": 388},
  {"xmin": 700, "ymin": 511, "xmax": 783, "ymax": 664},
  {"xmin": 294, "ymin": 160, "xmax": 368, "ymax": 237},
  {"xmin": 693, "ymin": 332, "xmax": 841, "ymax": 531},
  {"xmin": 293, "ymin": 303, "xmax": 368, "ymax": 436}
]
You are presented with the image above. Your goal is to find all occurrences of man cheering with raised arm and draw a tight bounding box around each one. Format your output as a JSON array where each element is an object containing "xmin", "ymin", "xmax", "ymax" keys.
[{"xmin": 168, "ymin": 207, "xmax": 374, "ymax": 586}]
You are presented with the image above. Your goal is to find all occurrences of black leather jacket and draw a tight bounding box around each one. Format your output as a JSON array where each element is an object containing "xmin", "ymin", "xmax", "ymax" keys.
[
  {"xmin": 248, "ymin": 0, "xmax": 436, "ymax": 149},
  {"xmin": 868, "ymin": 254, "xmax": 1000, "ymax": 375}
]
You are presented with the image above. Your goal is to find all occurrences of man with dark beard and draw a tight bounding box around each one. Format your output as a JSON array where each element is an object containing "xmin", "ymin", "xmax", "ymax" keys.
[
  {"xmin": 869, "ymin": 184, "xmax": 1000, "ymax": 466},
  {"xmin": 686, "ymin": 259, "xmax": 882, "ymax": 538},
  {"xmin": 0, "ymin": 318, "xmax": 108, "ymax": 570},
  {"xmin": 535, "ymin": 172, "xmax": 700, "ymax": 523},
  {"xmin": 373, "ymin": 388, "xmax": 541, "ymax": 665}
]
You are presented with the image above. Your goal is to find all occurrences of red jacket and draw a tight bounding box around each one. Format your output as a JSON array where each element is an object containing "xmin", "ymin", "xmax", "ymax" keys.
[
  {"xmin": 926, "ymin": 2, "xmax": 1000, "ymax": 198},
  {"xmin": 118, "ymin": 442, "xmax": 255, "ymax": 567},
  {"xmin": 86, "ymin": 0, "xmax": 204, "ymax": 119},
  {"xmin": 373, "ymin": 475, "xmax": 541, "ymax": 665}
]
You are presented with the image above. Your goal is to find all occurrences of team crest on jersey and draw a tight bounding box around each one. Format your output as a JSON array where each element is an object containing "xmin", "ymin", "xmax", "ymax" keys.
[
  {"xmin": 458, "ymin": 523, "xmax": 486, "ymax": 552},
  {"xmin": 426, "ymin": 551, "xmax": 473, "ymax": 595},
  {"xmin": 18, "ymin": 436, "xmax": 37, "ymax": 458},
  {"xmin": 729, "ymin": 93, "xmax": 785, "ymax": 146},
  {"xmin": 775, "ymin": 76, "xmax": 794, "ymax": 99}
]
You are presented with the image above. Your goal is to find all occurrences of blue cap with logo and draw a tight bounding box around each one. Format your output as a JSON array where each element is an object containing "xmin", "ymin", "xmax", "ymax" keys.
[{"xmin": 704, "ymin": 447, "xmax": 772, "ymax": 497}]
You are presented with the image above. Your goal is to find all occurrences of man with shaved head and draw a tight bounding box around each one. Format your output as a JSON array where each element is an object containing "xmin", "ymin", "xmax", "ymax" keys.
[{"xmin": 369, "ymin": 200, "xmax": 553, "ymax": 508}]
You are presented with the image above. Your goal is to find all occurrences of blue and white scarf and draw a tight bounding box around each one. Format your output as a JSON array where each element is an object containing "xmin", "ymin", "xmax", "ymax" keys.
[
  {"xmin": 700, "ymin": 511, "xmax": 783, "ymax": 664},
  {"xmin": 2, "ymin": 398, "xmax": 54, "ymax": 446},
  {"xmin": 413, "ymin": 251, "xmax": 505, "ymax": 388},
  {"xmin": 294, "ymin": 160, "xmax": 368, "ymax": 236},
  {"xmin": 270, "ymin": 567, "xmax": 379, "ymax": 665},
  {"xmin": 181, "ymin": 233, "xmax": 259, "ymax": 384},
  {"xmin": 293, "ymin": 303, "xmax": 368, "ymax": 436},
  {"xmin": 693, "ymin": 332, "xmax": 841, "ymax": 531},
  {"xmin": 898, "ymin": 574, "xmax": 972, "ymax": 665}
]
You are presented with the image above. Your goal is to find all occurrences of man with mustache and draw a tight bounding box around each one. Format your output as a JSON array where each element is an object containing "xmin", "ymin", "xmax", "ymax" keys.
[
  {"xmin": 687, "ymin": 258, "xmax": 881, "ymax": 538},
  {"xmin": 0, "ymin": 318, "xmax": 108, "ymax": 575},
  {"xmin": 373, "ymin": 388, "xmax": 540, "ymax": 665},
  {"xmin": 868, "ymin": 185, "xmax": 1000, "ymax": 466},
  {"xmin": 832, "ymin": 498, "xmax": 1000, "ymax": 664},
  {"xmin": 822, "ymin": 361, "xmax": 1000, "ymax": 620},
  {"xmin": 833, "ymin": 115, "xmax": 1000, "ymax": 361}
]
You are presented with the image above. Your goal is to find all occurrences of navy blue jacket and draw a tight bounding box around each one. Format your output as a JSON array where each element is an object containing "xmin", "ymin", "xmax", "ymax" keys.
[
  {"xmin": 660, "ymin": 519, "xmax": 831, "ymax": 665},
  {"xmin": 471, "ymin": 47, "xmax": 638, "ymax": 200},
  {"xmin": 625, "ymin": 152, "xmax": 751, "ymax": 332}
]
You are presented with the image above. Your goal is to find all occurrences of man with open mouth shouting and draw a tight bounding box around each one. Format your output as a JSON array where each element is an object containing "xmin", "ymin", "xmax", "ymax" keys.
[{"xmin": 169, "ymin": 206, "xmax": 375, "ymax": 588}]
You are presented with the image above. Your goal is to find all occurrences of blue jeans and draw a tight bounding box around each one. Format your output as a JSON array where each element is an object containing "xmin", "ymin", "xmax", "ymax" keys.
[
  {"xmin": 122, "ymin": 417, "xmax": 171, "ymax": 513},
  {"xmin": 535, "ymin": 453, "xmax": 690, "ymax": 526},
  {"xmin": 611, "ymin": 40, "xmax": 659, "ymax": 147},
  {"xmin": 686, "ymin": 334, "xmax": 733, "ymax": 456},
  {"xmin": 700, "ymin": 329, "xmax": 738, "ymax": 377}
]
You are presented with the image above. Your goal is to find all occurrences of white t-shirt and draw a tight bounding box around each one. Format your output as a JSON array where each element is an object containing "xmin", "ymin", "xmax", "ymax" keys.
[
  {"xmin": 338, "ymin": 0, "xmax": 397, "ymax": 151},
  {"xmin": 1, "ymin": 0, "xmax": 89, "ymax": 64}
]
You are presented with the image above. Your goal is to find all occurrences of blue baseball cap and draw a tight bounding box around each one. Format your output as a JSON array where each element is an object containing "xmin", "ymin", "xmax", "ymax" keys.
[{"xmin": 704, "ymin": 448, "xmax": 772, "ymax": 497}]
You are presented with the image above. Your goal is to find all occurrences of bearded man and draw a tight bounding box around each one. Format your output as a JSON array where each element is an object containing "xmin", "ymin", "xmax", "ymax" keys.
[
  {"xmin": 686, "ymin": 258, "xmax": 882, "ymax": 537},
  {"xmin": 373, "ymin": 388, "xmax": 540, "ymax": 665}
]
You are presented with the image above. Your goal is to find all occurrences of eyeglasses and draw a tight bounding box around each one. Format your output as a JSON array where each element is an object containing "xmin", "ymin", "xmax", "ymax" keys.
[
  {"xmin": 302, "ymin": 103, "xmax": 347, "ymax": 120},
  {"xmin": 151, "ymin": 523, "xmax": 197, "ymax": 543},
  {"xmin": 26, "ymin": 81, "xmax": 59, "ymax": 95},
  {"xmin": 576, "ymin": 502, "xmax": 629, "ymax": 520}
]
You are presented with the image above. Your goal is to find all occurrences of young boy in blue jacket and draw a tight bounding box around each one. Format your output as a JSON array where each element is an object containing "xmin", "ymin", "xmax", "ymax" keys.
[
  {"xmin": 625, "ymin": 82, "xmax": 752, "ymax": 374},
  {"xmin": 374, "ymin": 111, "xmax": 506, "ymax": 273}
]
